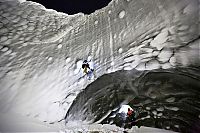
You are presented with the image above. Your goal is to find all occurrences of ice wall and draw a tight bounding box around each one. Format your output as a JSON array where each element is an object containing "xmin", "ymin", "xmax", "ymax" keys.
[{"xmin": 0, "ymin": 0, "xmax": 199, "ymax": 129}]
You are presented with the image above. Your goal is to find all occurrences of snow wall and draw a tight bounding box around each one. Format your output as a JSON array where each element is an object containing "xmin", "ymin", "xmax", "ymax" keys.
[{"xmin": 0, "ymin": 0, "xmax": 199, "ymax": 132}]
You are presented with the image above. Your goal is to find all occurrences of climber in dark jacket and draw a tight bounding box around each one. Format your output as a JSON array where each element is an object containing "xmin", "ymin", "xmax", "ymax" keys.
[{"xmin": 82, "ymin": 60, "xmax": 90, "ymax": 74}]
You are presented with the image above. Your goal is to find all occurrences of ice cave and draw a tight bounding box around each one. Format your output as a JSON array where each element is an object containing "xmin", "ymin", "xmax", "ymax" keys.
[{"xmin": 0, "ymin": 0, "xmax": 199, "ymax": 132}]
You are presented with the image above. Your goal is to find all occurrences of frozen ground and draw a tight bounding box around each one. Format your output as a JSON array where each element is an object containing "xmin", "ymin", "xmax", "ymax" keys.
[
  {"xmin": 0, "ymin": 112, "xmax": 59, "ymax": 132},
  {"xmin": 0, "ymin": 112, "xmax": 176, "ymax": 133},
  {"xmin": 0, "ymin": 0, "xmax": 199, "ymax": 132}
]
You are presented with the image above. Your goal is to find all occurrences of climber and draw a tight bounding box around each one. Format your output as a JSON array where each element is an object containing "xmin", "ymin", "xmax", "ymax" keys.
[
  {"xmin": 82, "ymin": 58, "xmax": 95, "ymax": 79},
  {"xmin": 82, "ymin": 60, "xmax": 90, "ymax": 74},
  {"xmin": 125, "ymin": 108, "xmax": 137, "ymax": 128}
]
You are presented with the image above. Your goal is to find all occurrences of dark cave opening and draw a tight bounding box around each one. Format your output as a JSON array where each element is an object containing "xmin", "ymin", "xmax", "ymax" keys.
[{"xmin": 65, "ymin": 68, "xmax": 200, "ymax": 133}]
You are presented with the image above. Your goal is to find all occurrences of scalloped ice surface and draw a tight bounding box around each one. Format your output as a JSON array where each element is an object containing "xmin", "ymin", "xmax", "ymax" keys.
[{"xmin": 0, "ymin": 0, "xmax": 199, "ymax": 132}]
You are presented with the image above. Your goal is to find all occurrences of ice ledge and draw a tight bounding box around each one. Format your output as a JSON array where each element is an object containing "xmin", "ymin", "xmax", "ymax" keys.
[{"xmin": 16, "ymin": 0, "xmax": 114, "ymax": 16}]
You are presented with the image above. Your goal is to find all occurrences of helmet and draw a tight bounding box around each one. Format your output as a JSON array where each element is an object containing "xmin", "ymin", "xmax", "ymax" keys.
[{"xmin": 83, "ymin": 60, "xmax": 87, "ymax": 63}]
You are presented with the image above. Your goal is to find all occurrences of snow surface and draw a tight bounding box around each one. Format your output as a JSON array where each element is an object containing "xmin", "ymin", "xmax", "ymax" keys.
[
  {"xmin": 0, "ymin": 112, "xmax": 59, "ymax": 132},
  {"xmin": 0, "ymin": 112, "xmax": 176, "ymax": 132}
]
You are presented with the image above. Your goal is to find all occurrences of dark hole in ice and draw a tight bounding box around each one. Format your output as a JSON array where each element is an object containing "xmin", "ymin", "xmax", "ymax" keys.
[{"xmin": 66, "ymin": 67, "xmax": 200, "ymax": 133}]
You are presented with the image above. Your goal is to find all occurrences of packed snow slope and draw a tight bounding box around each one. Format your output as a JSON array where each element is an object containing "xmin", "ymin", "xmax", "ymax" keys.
[{"xmin": 0, "ymin": 0, "xmax": 199, "ymax": 132}]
